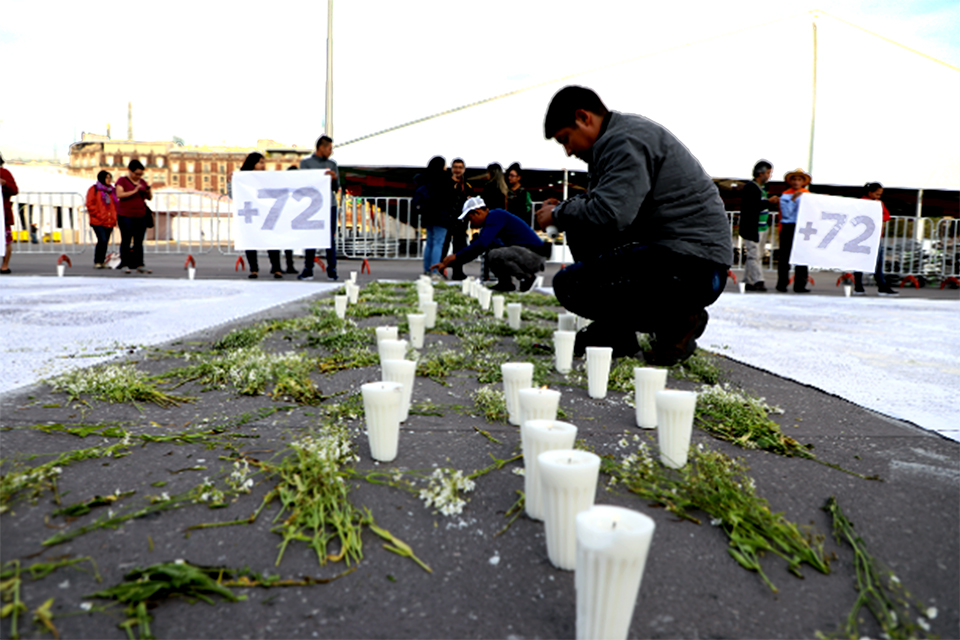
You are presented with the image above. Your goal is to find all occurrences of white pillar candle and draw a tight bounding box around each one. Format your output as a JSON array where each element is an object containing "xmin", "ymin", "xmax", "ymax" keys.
[
  {"xmin": 479, "ymin": 287, "xmax": 492, "ymax": 311},
  {"xmin": 518, "ymin": 387, "xmax": 561, "ymax": 428},
  {"xmin": 844, "ymin": 284, "xmax": 852, "ymax": 297},
  {"xmin": 461, "ymin": 278, "xmax": 471, "ymax": 295},
  {"xmin": 521, "ymin": 420, "xmax": 578, "ymax": 521},
  {"xmin": 56, "ymin": 264, "xmax": 65, "ymax": 277},
  {"xmin": 586, "ymin": 347, "xmax": 613, "ymax": 399},
  {"xmin": 420, "ymin": 300, "xmax": 438, "ymax": 329},
  {"xmin": 554, "ymin": 330, "xmax": 576, "ymax": 374},
  {"xmin": 501, "ymin": 362, "xmax": 534, "ymax": 426},
  {"xmin": 350, "ymin": 271, "xmax": 357, "ymax": 283},
  {"xmin": 655, "ymin": 389, "xmax": 698, "ymax": 468},
  {"xmin": 576, "ymin": 316, "xmax": 591, "ymax": 331},
  {"xmin": 471, "ymin": 280, "xmax": 482, "ymax": 299},
  {"xmin": 738, "ymin": 282, "xmax": 746, "ymax": 294},
  {"xmin": 334, "ymin": 294, "xmax": 348, "ymax": 319},
  {"xmin": 378, "ymin": 338, "xmax": 408, "ymax": 364},
  {"xmin": 634, "ymin": 367, "xmax": 667, "ymax": 429},
  {"xmin": 417, "ymin": 288, "xmax": 433, "ymax": 306},
  {"xmin": 407, "ymin": 313, "xmax": 426, "ymax": 349},
  {"xmin": 187, "ymin": 266, "xmax": 196, "ymax": 280},
  {"xmin": 538, "ymin": 449, "xmax": 601, "ymax": 570},
  {"xmin": 381, "ymin": 359, "xmax": 416, "ymax": 423},
  {"xmin": 347, "ymin": 282, "xmax": 360, "ymax": 304},
  {"xmin": 375, "ymin": 326, "xmax": 398, "ymax": 346},
  {"xmin": 492, "ymin": 295, "xmax": 505, "ymax": 320},
  {"xmin": 575, "ymin": 505, "xmax": 656, "ymax": 640},
  {"xmin": 506, "ymin": 303, "xmax": 523, "ymax": 330},
  {"xmin": 360, "ymin": 381, "xmax": 404, "ymax": 462},
  {"xmin": 558, "ymin": 313, "xmax": 577, "ymax": 332}
]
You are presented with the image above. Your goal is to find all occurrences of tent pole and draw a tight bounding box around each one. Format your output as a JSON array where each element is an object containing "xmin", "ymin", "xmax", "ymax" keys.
[
  {"xmin": 325, "ymin": 0, "xmax": 334, "ymax": 138},
  {"xmin": 915, "ymin": 188, "xmax": 924, "ymax": 242},
  {"xmin": 808, "ymin": 13, "xmax": 818, "ymax": 175},
  {"xmin": 563, "ymin": 168, "xmax": 568, "ymax": 200}
]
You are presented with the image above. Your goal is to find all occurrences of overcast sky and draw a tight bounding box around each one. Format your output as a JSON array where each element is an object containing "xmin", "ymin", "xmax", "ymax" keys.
[{"xmin": 2, "ymin": 0, "xmax": 957, "ymax": 165}]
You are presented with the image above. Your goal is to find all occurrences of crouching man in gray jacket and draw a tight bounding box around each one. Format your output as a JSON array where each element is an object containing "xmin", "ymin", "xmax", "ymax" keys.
[{"xmin": 535, "ymin": 86, "xmax": 732, "ymax": 365}]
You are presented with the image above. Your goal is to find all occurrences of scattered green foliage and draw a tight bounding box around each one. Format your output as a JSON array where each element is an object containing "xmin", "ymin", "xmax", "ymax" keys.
[
  {"xmin": 0, "ymin": 561, "xmax": 26, "ymax": 640},
  {"xmin": 213, "ymin": 323, "xmax": 273, "ymax": 351},
  {"xmin": 48, "ymin": 364, "xmax": 192, "ymax": 408},
  {"xmin": 52, "ymin": 490, "xmax": 135, "ymax": 517},
  {"xmin": 818, "ymin": 497, "xmax": 938, "ymax": 640},
  {"xmin": 472, "ymin": 387, "xmax": 509, "ymax": 423},
  {"xmin": 670, "ymin": 350, "xmax": 722, "ymax": 384},
  {"xmin": 604, "ymin": 437, "xmax": 830, "ymax": 592}
]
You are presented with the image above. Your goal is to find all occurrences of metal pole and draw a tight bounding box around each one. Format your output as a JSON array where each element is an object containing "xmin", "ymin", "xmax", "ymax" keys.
[
  {"xmin": 325, "ymin": 0, "xmax": 334, "ymax": 138},
  {"xmin": 808, "ymin": 13, "xmax": 818, "ymax": 175},
  {"xmin": 915, "ymin": 188, "xmax": 924, "ymax": 242},
  {"xmin": 562, "ymin": 168, "xmax": 568, "ymax": 200}
]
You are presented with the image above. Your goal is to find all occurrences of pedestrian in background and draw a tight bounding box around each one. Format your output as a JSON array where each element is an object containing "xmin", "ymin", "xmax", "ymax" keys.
[
  {"xmin": 442, "ymin": 157, "xmax": 472, "ymax": 280},
  {"xmin": 115, "ymin": 159, "xmax": 152, "ymax": 274},
  {"xmin": 775, "ymin": 168, "xmax": 811, "ymax": 293},
  {"xmin": 854, "ymin": 181, "xmax": 898, "ymax": 296},
  {"xmin": 482, "ymin": 163, "xmax": 508, "ymax": 211},
  {"xmin": 298, "ymin": 135, "xmax": 340, "ymax": 281},
  {"xmin": 238, "ymin": 152, "xmax": 283, "ymax": 279},
  {"xmin": 86, "ymin": 170, "xmax": 118, "ymax": 268},
  {"xmin": 283, "ymin": 165, "xmax": 300, "ymax": 274},
  {"xmin": 1, "ymin": 152, "xmax": 18, "ymax": 274},
  {"xmin": 412, "ymin": 156, "xmax": 450, "ymax": 277},
  {"xmin": 738, "ymin": 160, "xmax": 779, "ymax": 291},
  {"xmin": 505, "ymin": 162, "xmax": 533, "ymax": 226}
]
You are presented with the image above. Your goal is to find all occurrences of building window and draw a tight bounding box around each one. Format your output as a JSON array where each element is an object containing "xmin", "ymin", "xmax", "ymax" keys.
[
  {"xmin": 219, "ymin": 165, "xmax": 225, "ymax": 174},
  {"xmin": 106, "ymin": 156, "xmax": 114, "ymax": 166},
  {"xmin": 204, "ymin": 176, "xmax": 210, "ymax": 182},
  {"xmin": 157, "ymin": 158, "xmax": 165, "ymax": 168},
  {"xmin": 203, "ymin": 163, "xmax": 210, "ymax": 172},
  {"xmin": 186, "ymin": 162, "xmax": 194, "ymax": 172}
]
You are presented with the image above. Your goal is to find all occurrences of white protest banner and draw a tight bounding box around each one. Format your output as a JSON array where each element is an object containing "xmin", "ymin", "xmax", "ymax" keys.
[
  {"xmin": 789, "ymin": 192, "xmax": 883, "ymax": 272},
  {"xmin": 232, "ymin": 171, "xmax": 331, "ymax": 250}
]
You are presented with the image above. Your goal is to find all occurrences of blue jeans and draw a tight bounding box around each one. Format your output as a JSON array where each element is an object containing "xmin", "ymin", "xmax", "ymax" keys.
[
  {"xmin": 91, "ymin": 225, "xmax": 112, "ymax": 265},
  {"xmin": 423, "ymin": 225, "xmax": 446, "ymax": 273}
]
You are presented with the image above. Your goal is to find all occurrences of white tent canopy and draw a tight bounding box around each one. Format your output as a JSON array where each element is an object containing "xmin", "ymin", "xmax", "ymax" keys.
[{"xmin": 333, "ymin": 12, "xmax": 959, "ymax": 190}]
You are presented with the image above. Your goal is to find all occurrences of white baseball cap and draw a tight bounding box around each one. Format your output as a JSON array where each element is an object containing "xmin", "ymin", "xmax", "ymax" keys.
[{"xmin": 459, "ymin": 196, "xmax": 487, "ymax": 220}]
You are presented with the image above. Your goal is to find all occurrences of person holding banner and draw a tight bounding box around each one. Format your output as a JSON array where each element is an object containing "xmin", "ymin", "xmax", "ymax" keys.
[
  {"xmin": 853, "ymin": 182, "xmax": 898, "ymax": 296},
  {"xmin": 298, "ymin": 135, "xmax": 340, "ymax": 281},
  {"xmin": 237, "ymin": 152, "xmax": 283, "ymax": 279},
  {"xmin": 775, "ymin": 168, "xmax": 811, "ymax": 293},
  {"xmin": 535, "ymin": 86, "xmax": 732, "ymax": 365}
]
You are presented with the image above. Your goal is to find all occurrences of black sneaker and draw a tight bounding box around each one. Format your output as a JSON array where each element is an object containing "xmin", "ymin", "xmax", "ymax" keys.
[
  {"xmin": 643, "ymin": 310, "xmax": 709, "ymax": 367},
  {"xmin": 878, "ymin": 288, "xmax": 899, "ymax": 297},
  {"xmin": 518, "ymin": 275, "xmax": 536, "ymax": 292},
  {"xmin": 297, "ymin": 270, "xmax": 314, "ymax": 281},
  {"xmin": 285, "ymin": 266, "xmax": 298, "ymax": 275},
  {"xmin": 327, "ymin": 272, "xmax": 339, "ymax": 282},
  {"xmin": 248, "ymin": 273, "xmax": 259, "ymax": 280},
  {"xmin": 490, "ymin": 280, "xmax": 516, "ymax": 292},
  {"xmin": 573, "ymin": 321, "xmax": 640, "ymax": 359}
]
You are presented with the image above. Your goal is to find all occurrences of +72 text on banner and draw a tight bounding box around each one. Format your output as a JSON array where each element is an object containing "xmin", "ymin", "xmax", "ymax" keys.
[
  {"xmin": 231, "ymin": 171, "xmax": 332, "ymax": 251},
  {"xmin": 789, "ymin": 192, "xmax": 883, "ymax": 273}
]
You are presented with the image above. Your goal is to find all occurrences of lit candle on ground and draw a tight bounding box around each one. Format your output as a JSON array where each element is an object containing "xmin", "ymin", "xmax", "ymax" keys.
[
  {"xmin": 738, "ymin": 282, "xmax": 746, "ymax": 294},
  {"xmin": 844, "ymin": 284, "xmax": 852, "ymax": 297},
  {"xmin": 586, "ymin": 347, "xmax": 613, "ymax": 399},
  {"xmin": 507, "ymin": 303, "xmax": 523, "ymax": 330},
  {"xmin": 349, "ymin": 271, "xmax": 357, "ymax": 283},
  {"xmin": 655, "ymin": 389, "xmax": 698, "ymax": 468},
  {"xmin": 558, "ymin": 313, "xmax": 577, "ymax": 332},
  {"xmin": 187, "ymin": 266, "xmax": 196, "ymax": 280},
  {"xmin": 501, "ymin": 362, "xmax": 534, "ymax": 426},
  {"xmin": 517, "ymin": 387, "xmax": 561, "ymax": 428},
  {"xmin": 378, "ymin": 338, "xmax": 408, "ymax": 364},
  {"xmin": 461, "ymin": 279, "xmax": 471, "ymax": 295},
  {"xmin": 634, "ymin": 367, "xmax": 667, "ymax": 429},
  {"xmin": 381, "ymin": 359, "xmax": 416, "ymax": 422},
  {"xmin": 420, "ymin": 301, "xmax": 438, "ymax": 329},
  {"xmin": 360, "ymin": 381, "xmax": 404, "ymax": 462},
  {"xmin": 417, "ymin": 288, "xmax": 433, "ymax": 306},
  {"xmin": 521, "ymin": 420, "xmax": 578, "ymax": 521},
  {"xmin": 554, "ymin": 331, "xmax": 576, "ymax": 374},
  {"xmin": 538, "ymin": 449, "xmax": 601, "ymax": 570},
  {"xmin": 575, "ymin": 505, "xmax": 656, "ymax": 640},
  {"xmin": 346, "ymin": 282, "xmax": 359, "ymax": 304},
  {"xmin": 375, "ymin": 326, "xmax": 398, "ymax": 346},
  {"xmin": 492, "ymin": 295, "xmax": 505, "ymax": 320},
  {"xmin": 334, "ymin": 295, "xmax": 348, "ymax": 319},
  {"xmin": 478, "ymin": 287, "xmax": 492, "ymax": 311},
  {"xmin": 407, "ymin": 313, "xmax": 426, "ymax": 349}
]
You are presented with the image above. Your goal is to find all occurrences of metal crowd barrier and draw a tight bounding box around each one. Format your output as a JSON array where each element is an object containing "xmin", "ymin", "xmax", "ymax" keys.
[
  {"xmin": 934, "ymin": 217, "xmax": 959, "ymax": 280},
  {"xmin": 9, "ymin": 193, "xmax": 88, "ymax": 255},
  {"xmin": 881, "ymin": 216, "xmax": 936, "ymax": 282},
  {"xmin": 144, "ymin": 191, "xmax": 222, "ymax": 254}
]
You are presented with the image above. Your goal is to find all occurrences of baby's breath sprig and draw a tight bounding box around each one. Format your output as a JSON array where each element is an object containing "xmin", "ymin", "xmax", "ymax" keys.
[{"xmin": 48, "ymin": 363, "xmax": 191, "ymax": 408}]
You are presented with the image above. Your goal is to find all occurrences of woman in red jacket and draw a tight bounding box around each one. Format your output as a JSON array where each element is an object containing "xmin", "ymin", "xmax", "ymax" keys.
[{"xmin": 86, "ymin": 171, "xmax": 118, "ymax": 268}]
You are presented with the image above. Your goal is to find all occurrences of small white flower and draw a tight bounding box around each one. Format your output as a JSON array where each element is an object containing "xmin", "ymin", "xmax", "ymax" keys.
[
  {"xmin": 80, "ymin": 602, "xmax": 93, "ymax": 612},
  {"xmin": 925, "ymin": 606, "xmax": 938, "ymax": 620},
  {"xmin": 917, "ymin": 618, "xmax": 931, "ymax": 632}
]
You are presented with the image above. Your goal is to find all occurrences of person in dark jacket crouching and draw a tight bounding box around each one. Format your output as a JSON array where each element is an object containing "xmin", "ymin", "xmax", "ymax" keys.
[
  {"xmin": 535, "ymin": 86, "xmax": 732, "ymax": 365},
  {"xmin": 432, "ymin": 196, "xmax": 549, "ymax": 292}
]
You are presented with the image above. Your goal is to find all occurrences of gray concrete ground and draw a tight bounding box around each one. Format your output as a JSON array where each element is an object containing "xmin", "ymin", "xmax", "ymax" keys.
[{"xmin": 1, "ymin": 253, "xmax": 958, "ymax": 640}]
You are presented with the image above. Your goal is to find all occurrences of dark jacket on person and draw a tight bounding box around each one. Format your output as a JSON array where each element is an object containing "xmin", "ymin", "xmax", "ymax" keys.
[
  {"xmin": 453, "ymin": 208, "xmax": 546, "ymax": 266},
  {"xmin": 412, "ymin": 173, "xmax": 452, "ymax": 228},
  {"xmin": 506, "ymin": 186, "xmax": 533, "ymax": 225},
  {"xmin": 738, "ymin": 180, "xmax": 772, "ymax": 243},
  {"xmin": 481, "ymin": 181, "xmax": 507, "ymax": 212},
  {"xmin": 299, "ymin": 154, "xmax": 341, "ymax": 193},
  {"xmin": 552, "ymin": 111, "xmax": 732, "ymax": 266}
]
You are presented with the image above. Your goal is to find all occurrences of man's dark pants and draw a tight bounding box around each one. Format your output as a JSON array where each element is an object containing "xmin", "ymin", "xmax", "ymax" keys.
[
  {"xmin": 776, "ymin": 223, "xmax": 809, "ymax": 291},
  {"xmin": 442, "ymin": 220, "xmax": 469, "ymax": 279},
  {"xmin": 117, "ymin": 215, "xmax": 147, "ymax": 269},
  {"xmin": 304, "ymin": 207, "xmax": 338, "ymax": 278},
  {"xmin": 552, "ymin": 244, "xmax": 726, "ymax": 345}
]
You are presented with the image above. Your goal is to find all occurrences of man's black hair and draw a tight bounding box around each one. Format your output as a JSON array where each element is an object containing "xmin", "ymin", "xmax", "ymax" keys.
[
  {"xmin": 863, "ymin": 182, "xmax": 883, "ymax": 195},
  {"xmin": 128, "ymin": 159, "xmax": 145, "ymax": 172},
  {"xmin": 316, "ymin": 135, "xmax": 333, "ymax": 149},
  {"xmin": 752, "ymin": 160, "xmax": 772, "ymax": 178},
  {"xmin": 451, "ymin": 158, "xmax": 465, "ymax": 166},
  {"xmin": 239, "ymin": 152, "xmax": 264, "ymax": 172},
  {"xmin": 543, "ymin": 86, "xmax": 608, "ymax": 139}
]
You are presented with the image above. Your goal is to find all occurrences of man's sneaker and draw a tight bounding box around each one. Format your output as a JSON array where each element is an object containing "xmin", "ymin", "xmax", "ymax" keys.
[
  {"xmin": 490, "ymin": 279, "xmax": 515, "ymax": 292},
  {"xmin": 643, "ymin": 310, "xmax": 709, "ymax": 367},
  {"xmin": 297, "ymin": 270, "xmax": 314, "ymax": 281},
  {"xmin": 285, "ymin": 266, "xmax": 299, "ymax": 275},
  {"xmin": 878, "ymin": 288, "xmax": 899, "ymax": 296},
  {"xmin": 573, "ymin": 321, "xmax": 640, "ymax": 359},
  {"xmin": 328, "ymin": 272, "xmax": 339, "ymax": 281},
  {"xmin": 852, "ymin": 289, "xmax": 867, "ymax": 296},
  {"xmin": 518, "ymin": 275, "xmax": 536, "ymax": 293}
]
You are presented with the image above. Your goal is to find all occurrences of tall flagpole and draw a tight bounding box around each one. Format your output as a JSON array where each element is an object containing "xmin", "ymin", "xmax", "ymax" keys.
[
  {"xmin": 325, "ymin": 0, "xmax": 334, "ymax": 138},
  {"xmin": 808, "ymin": 11, "xmax": 818, "ymax": 175}
]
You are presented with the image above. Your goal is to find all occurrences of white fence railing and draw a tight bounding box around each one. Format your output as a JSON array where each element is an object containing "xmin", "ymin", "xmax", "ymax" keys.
[{"xmin": 8, "ymin": 192, "xmax": 958, "ymax": 283}]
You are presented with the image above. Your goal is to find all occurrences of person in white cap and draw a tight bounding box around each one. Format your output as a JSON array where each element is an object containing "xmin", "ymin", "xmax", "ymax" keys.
[{"xmin": 432, "ymin": 196, "xmax": 550, "ymax": 292}]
